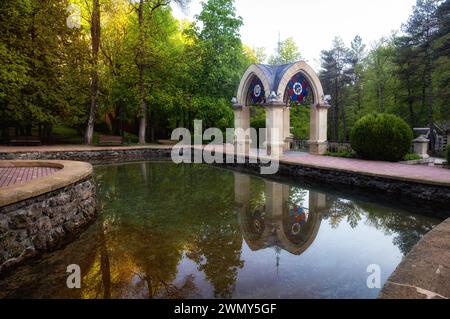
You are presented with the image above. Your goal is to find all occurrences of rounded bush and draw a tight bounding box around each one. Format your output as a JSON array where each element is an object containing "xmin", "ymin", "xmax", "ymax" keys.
[{"xmin": 350, "ymin": 113, "xmax": 413, "ymax": 162}]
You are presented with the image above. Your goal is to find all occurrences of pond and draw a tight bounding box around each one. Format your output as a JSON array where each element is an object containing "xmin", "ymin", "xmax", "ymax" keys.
[{"xmin": 0, "ymin": 161, "xmax": 444, "ymax": 299}]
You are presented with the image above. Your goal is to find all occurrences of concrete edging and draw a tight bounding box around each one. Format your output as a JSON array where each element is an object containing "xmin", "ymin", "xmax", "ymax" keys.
[
  {"xmin": 0, "ymin": 160, "xmax": 93, "ymax": 207},
  {"xmin": 379, "ymin": 217, "xmax": 450, "ymax": 299},
  {"xmin": 0, "ymin": 160, "xmax": 96, "ymax": 273}
]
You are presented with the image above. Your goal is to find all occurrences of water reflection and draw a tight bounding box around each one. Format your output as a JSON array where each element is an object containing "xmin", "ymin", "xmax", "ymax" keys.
[
  {"xmin": 0, "ymin": 162, "xmax": 442, "ymax": 299},
  {"xmin": 236, "ymin": 173, "xmax": 324, "ymax": 256}
]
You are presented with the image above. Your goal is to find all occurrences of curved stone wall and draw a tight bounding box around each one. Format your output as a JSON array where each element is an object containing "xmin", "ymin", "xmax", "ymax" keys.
[
  {"xmin": 379, "ymin": 217, "xmax": 450, "ymax": 299},
  {"xmin": 0, "ymin": 160, "xmax": 96, "ymax": 273}
]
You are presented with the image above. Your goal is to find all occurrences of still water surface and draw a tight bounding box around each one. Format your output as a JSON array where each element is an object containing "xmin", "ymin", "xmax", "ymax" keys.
[{"xmin": 0, "ymin": 162, "xmax": 443, "ymax": 299}]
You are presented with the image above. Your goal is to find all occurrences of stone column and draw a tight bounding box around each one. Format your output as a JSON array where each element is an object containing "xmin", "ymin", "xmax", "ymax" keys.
[
  {"xmin": 265, "ymin": 180, "xmax": 284, "ymax": 220},
  {"xmin": 309, "ymin": 191, "xmax": 327, "ymax": 216},
  {"xmin": 309, "ymin": 102, "xmax": 331, "ymax": 155},
  {"xmin": 234, "ymin": 172, "xmax": 251, "ymax": 207},
  {"xmin": 413, "ymin": 135, "xmax": 430, "ymax": 159},
  {"xmin": 233, "ymin": 104, "xmax": 251, "ymax": 155},
  {"xmin": 283, "ymin": 107, "xmax": 292, "ymax": 151},
  {"xmin": 265, "ymin": 100, "xmax": 285, "ymax": 157}
]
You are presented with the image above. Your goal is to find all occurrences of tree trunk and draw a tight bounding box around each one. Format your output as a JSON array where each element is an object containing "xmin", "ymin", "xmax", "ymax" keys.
[
  {"xmin": 407, "ymin": 87, "xmax": 415, "ymax": 127},
  {"xmin": 426, "ymin": 48, "xmax": 435, "ymax": 153},
  {"xmin": 85, "ymin": 0, "xmax": 100, "ymax": 145},
  {"xmin": 341, "ymin": 104, "xmax": 348, "ymax": 142},
  {"xmin": 333, "ymin": 80, "xmax": 339, "ymax": 141},
  {"xmin": 138, "ymin": 0, "xmax": 146, "ymax": 144},
  {"xmin": 406, "ymin": 67, "xmax": 416, "ymax": 127}
]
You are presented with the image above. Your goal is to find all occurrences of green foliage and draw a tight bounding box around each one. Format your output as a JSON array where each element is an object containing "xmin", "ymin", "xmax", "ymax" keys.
[
  {"xmin": 404, "ymin": 153, "xmax": 422, "ymax": 161},
  {"xmin": 320, "ymin": 0, "xmax": 450, "ymax": 148},
  {"xmin": 250, "ymin": 106, "xmax": 265, "ymax": 130},
  {"xmin": 1, "ymin": 0, "xmax": 448, "ymax": 147},
  {"xmin": 268, "ymin": 37, "xmax": 302, "ymax": 65},
  {"xmin": 325, "ymin": 150, "xmax": 356, "ymax": 159},
  {"xmin": 191, "ymin": 96, "xmax": 233, "ymax": 132},
  {"xmin": 350, "ymin": 113, "xmax": 413, "ymax": 162},
  {"xmin": 188, "ymin": 0, "xmax": 249, "ymax": 99},
  {"xmin": 290, "ymin": 106, "xmax": 310, "ymax": 140}
]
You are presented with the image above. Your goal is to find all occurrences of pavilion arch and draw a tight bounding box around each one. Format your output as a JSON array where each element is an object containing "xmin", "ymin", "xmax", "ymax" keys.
[
  {"xmin": 233, "ymin": 61, "xmax": 331, "ymax": 156},
  {"xmin": 236, "ymin": 64, "xmax": 272, "ymax": 106},
  {"xmin": 234, "ymin": 173, "xmax": 326, "ymax": 256}
]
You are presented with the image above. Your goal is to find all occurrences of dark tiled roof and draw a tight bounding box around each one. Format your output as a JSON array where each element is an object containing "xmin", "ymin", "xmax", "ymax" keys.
[{"xmin": 254, "ymin": 63, "xmax": 296, "ymax": 92}]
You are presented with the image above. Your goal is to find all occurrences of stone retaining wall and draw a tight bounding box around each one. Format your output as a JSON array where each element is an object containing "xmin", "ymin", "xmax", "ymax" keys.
[
  {"xmin": 214, "ymin": 157, "xmax": 450, "ymax": 207},
  {"xmin": 379, "ymin": 217, "xmax": 450, "ymax": 299},
  {"xmin": 0, "ymin": 148, "xmax": 172, "ymax": 164},
  {"xmin": 0, "ymin": 178, "xmax": 96, "ymax": 273}
]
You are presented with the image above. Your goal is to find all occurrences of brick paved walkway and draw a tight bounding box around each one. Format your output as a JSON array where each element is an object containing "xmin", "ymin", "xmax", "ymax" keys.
[{"xmin": 0, "ymin": 167, "xmax": 59, "ymax": 188}]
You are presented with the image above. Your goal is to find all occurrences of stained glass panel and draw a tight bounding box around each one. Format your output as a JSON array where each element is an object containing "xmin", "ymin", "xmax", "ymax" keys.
[
  {"xmin": 286, "ymin": 73, "xmax": 311, "ymax": 106},
  {"xmin": 247, "ymin": 77, "xmax": 265, "ymax": 105}
]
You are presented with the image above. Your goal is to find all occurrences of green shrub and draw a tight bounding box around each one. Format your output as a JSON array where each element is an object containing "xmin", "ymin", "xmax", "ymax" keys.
[
  {"xmin": 325, "ymin": 150, "xmax": 355, "ymax": 158},
  {"xmin": 350, "ymin": 113, "xmax": 413, "ymax": 162},
  {"xmin": 403, "ymin": 153, "xmax": 421, "ymax": 161}
]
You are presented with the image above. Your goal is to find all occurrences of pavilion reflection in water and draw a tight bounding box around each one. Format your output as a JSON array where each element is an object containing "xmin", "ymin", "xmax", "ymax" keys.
[{"xmin": 234, "ymin": 172, "xmax": 331, "ymax": 256}]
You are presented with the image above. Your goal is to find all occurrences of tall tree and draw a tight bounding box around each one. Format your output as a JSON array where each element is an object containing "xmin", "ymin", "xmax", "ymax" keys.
[
  {"xmin": 133, "ymin": 0, "xmax": 188, "ymax": 144},
  {"xmin": 190, "ymin": 0, "xmax": 247, "ymax": 98},
  {"xmin": 365, "ymin": 38, "xmax": 397, "ymax": 113},
  {"xmin": 432, "ymin": 0, "xmax": 450, "ymax": 122},
  {"xmin": 268, "ymin": 37, "xmax": 302, "ymax": 65},
  {"xmin": 347, "ymin": 35, "xmax": 366, "ymax": 112},
  {"xmin": 394, "ymin": 35, "xmax": 421, "ymax": 127},
  {"xmin": 403, "ymin": 0, "xmax": 442, "ymax": 151},
  {"xmin": 320, "ymin": 37, "xmax": 350, "ymax": 141},
  {"xmin": 85, "ymin": 0, "xmax": 101, "ymax": 145}
]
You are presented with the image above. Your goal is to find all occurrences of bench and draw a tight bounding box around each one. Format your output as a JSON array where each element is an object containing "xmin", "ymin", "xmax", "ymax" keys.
[
  {"xmin": 9, "ymin": 136, "xmax": 42, "ymax": 146},
  {"xmin": 98, "ymin": 135, "xmax": 123, "ymax": 146}
]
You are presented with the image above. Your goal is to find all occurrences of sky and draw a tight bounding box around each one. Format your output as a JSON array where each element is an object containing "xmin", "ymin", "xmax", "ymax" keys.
[{"xmin": 172, "ymin": 0, "xmax": 417, "ymax": 71}]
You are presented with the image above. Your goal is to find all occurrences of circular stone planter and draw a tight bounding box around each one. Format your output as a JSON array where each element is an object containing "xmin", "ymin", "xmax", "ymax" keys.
[{"xmin": 0, "ymin": 160, "xmax": 96, "ymax": 273}]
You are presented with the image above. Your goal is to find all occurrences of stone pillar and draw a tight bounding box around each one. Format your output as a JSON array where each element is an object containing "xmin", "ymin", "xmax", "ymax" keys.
[
  {"xmin": 309, "ymin": 191, "xmax": 327, "ymax": 216},
  {"xmin": 233, "ymin": 104, "xmax": 251, "ymax": 155},
  {"xmin": 309, "ymin": 102, "xmax": 331, "ymax": 155},
  {"xmin": 265, "ymin": 181, "xmax": 284, "ymax": 220},
  {"xmin": 234, "ymin": 172, "xmax": 251, "ymax": 207},
  {"xmin": 265, "ymin": 101, "xmax": 285, "ymax": 157},
  {"xmin": 413, "ymin": 135, "xmax": 430, "ymax": 159},
  {"xmin": 283, "ymin": 107, "xmax": 292, "ymax": 151}
]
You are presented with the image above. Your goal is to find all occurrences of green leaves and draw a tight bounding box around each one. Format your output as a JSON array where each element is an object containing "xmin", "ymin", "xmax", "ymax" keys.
[
  {"xmin": 350, "ymin": 113, "xmax": 413, "ymax": 162},
  {"xmin": 268, "ymin": 37, "xmax": 302, "ymax": 65}
]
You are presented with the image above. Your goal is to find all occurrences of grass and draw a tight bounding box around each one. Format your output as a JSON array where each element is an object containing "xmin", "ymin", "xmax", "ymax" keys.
[
  {"xmin": 403, "ymin": 153, "xmax": 422, "ymax": 161},
  {"xmin": 53, "ymin": 125, "xmax": 140, "ymax": 145},
  {"xmin": 326, "ymin": 150, "xmax": 425, "ymax": 162},
  {"xmin": 325, "ymin": 150, "xmax": 356, "ymax": 159}
]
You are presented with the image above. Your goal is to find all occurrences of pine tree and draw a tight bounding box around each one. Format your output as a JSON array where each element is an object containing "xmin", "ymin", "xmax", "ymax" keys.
[{"xmin": 403, "ymin": 0, "xmax": 442, "ymax": 151}]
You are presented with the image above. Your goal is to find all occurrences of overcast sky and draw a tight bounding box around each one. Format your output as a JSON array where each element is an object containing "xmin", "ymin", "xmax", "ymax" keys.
[{"xmin": 172, "ymin": 0, "xmax": 417, "ymax": 71}]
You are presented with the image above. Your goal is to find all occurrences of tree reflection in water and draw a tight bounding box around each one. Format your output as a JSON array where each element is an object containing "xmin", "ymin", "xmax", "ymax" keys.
[{"xmin": 0, "ymin": 162, "xmax": 443, "ymax": 299}]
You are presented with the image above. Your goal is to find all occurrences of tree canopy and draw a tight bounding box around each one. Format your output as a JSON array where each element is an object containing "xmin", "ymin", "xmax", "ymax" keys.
[{"xmin": 0, "ymin": 0, "xmax": 449, "ymax": 151}]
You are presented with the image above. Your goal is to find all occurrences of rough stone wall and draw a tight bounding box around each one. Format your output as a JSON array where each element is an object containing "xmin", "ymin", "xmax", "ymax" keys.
[
  {"xmin": 214, "ymin": 157, "xmax": 450, "ymax": 206},
  {"xmin": 0, "ymin": 148, "xmax": 172, "ymax": 163},
  {"xmin": 0, "ymin": 179, "xmax": 96, "ymax": 273}
]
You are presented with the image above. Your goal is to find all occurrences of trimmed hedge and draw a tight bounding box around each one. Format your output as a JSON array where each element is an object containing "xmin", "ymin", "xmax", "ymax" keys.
[{"xmin": 350, "ymin": 113, "xmax": 413, "ymax": 162}]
